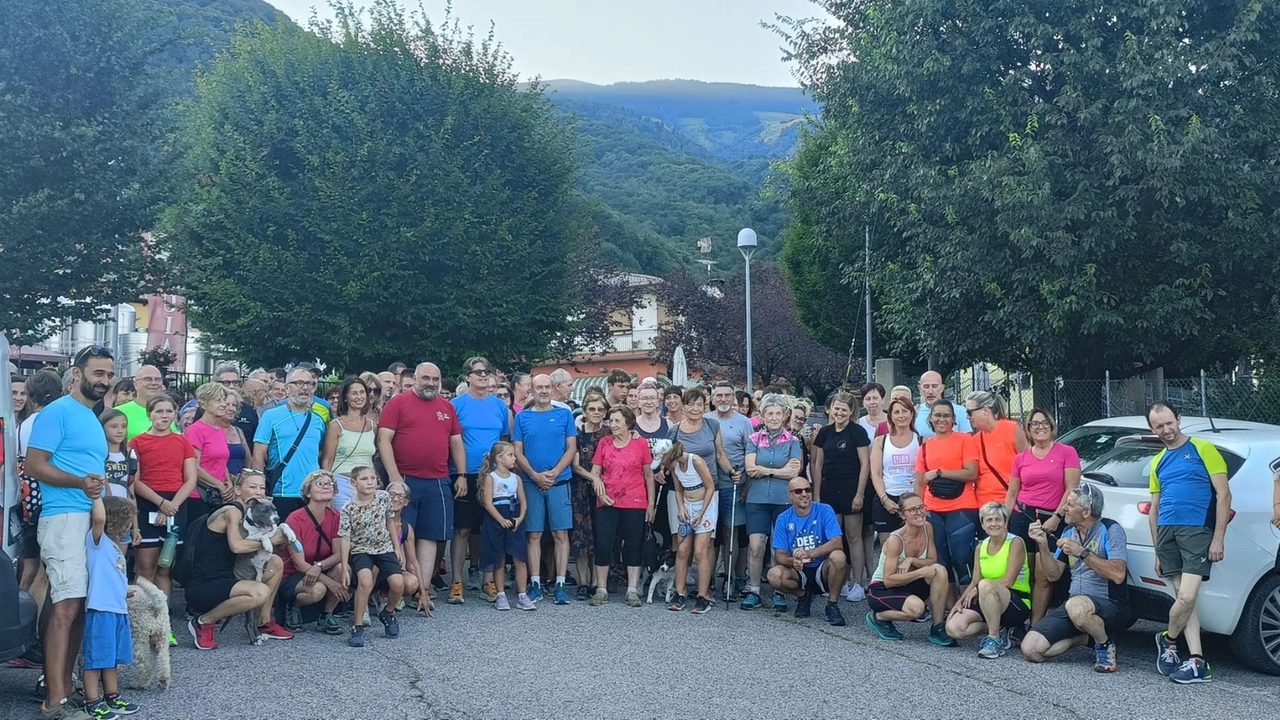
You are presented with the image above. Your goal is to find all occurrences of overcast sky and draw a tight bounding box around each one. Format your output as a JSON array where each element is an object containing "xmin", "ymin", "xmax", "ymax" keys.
[{"xmin": 266, "ymin": 0, "xmax": 824, "ymax": 87}]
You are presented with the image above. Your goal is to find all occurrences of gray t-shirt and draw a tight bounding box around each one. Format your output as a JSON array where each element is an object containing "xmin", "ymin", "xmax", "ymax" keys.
[
  {"xmin": 1056, "ymin": 519, "xmax": 1128, "ymax": 599},
  {"xmin": 667, "ymin": 417, "xmax": 720, "ymax": 477},
  {"xmin": 713, "ymin": 412, "xmax": 754, "ymax": 487}
]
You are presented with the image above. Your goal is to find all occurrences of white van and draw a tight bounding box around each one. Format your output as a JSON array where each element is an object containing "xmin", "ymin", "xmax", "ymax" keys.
[{"xmin": 1, "ymin": 334, "xmax": 39, "ymax": 661}]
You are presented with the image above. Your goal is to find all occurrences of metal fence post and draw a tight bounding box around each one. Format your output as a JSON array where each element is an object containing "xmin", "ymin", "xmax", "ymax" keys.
[
  {"xmin": 1104, "ymin": 370, "xmax": 1111, "ymax": 417},
  {"xmin": 1200, "ymin": 369, "xmax": 1208, "ymax": 416}
]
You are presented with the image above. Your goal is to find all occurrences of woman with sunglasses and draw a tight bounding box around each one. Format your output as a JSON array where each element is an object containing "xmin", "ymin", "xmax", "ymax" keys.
[
  {"xmin": 965, "ymin": 391, "xmax": 1028, "ymax": 508},
  {"xmin": 280, "ymin": 470, "xmax": 350, "ymax": 634},
  {"xmin": 321, "ymin": 377, "xmax": 377, "ymax": 512},
  {"xmin": 865, "ymin": 491, "xmax": 954, "ymax": 645},
  {"xmin": 1005, "ymin": 408, "xmax": 1080, "ymax": 624},
  {"xmin": 360, "ymin": 371, "xmax": 384, "ymax": 419}
]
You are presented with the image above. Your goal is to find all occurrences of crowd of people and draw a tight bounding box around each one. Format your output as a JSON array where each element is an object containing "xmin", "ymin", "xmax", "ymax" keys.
[{"xmin": 10, "ymin": 348, "xmax": 1243, "ymax": 719}]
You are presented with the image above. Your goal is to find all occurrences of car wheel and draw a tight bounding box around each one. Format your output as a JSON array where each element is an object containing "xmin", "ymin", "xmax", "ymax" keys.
[{"xmin": 1229, "ymin": 573, "xmax": 1280, "ymax": 676}]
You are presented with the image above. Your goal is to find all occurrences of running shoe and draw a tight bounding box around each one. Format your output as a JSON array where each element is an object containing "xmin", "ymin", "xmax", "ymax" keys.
[
  {"xmin": 865, "ymin": 611, "xmax": 902, "ymax": 641},
  {"xmin": 1094, "ymin": 640, "xmax": 1118, "ymax": 673},
  {"xmin": 83, "ymin": 700, "xmax": 118, "ymax": 720},
  {"xmin": 668, "ymin": 594, "xmax": 687, "ymax": 612},
  {"xmin": 978, "ymin": 636, "xmax": 1006, "ymax": 659},
  {"xmin": 691, "ymin": 596, "xmax": 713, "ymax": 615},
  {"xmin": 1155, "ymin": 630, "xmax": 1181, "ymax": 676},
  {"xmin": 7, "ymin": 655, "xmax": 42, "ymax": 670},
  {"xmin": 103, "ymin": 696, "xmax": 139, "ymax": 715},
  {"xmin": 258, "ymin": 619, "xmax": 294, "ymax": 641},
  {"xmin": 188, "ymin": 617, "xmax": 217, "ymax": 650},
  {"xmin": 448, "ymin": 582, "xmax": 465, "ymax": 605},
  {"xmin": 929, "ymin": 623, "xmax": 957, "ymax": 647},
  {"xmin": 317, "ymin": 613, "xmax": 343, "ymax": 636},
  {"xmin": 739, "ymin": 591, "xmax": 761, "ymax": 610},
  {"xmin": 516, "ymin": 593, "xmax": 537, "ymax": 611},
  {"xmin": 284, "ymin": 605, "xmax": 304, "ymax": 632},
  {"xmin": 794, "ymin": 592, "xmax": 813, "ymax": 619},
  {"xmin": 564, "ymin": 574, "xmax": 578, "ymax": 587},
  {"xmin": 495, "ymin": 593, "xmax": 511, "ymax": 611},
  {"xmin": 913, "ymin": 607, "xmax": 932, "ymax": 623},
  {"xmin": 168, "ymin": 632, "xmax": 177, "ymax": 647},
  {"xmin": 378, "ymin": 610, "xmax": 400, "ymax": 638},
  {"xmin": 348, "ymin": 626, "xmax": 365, "ymax": 648},
  {"xmin": 625, "ymin": 590, "xmax": 643, "ymax": 607},
  {"xmin": 527, "ymin": 582, "xmax": 544, "ymax": 604},
  {"xmin": 999, "ymin": 626, "xmax": 1014, "ymax": 650},
  {"xmin": 554, "ymin": 584, "xmax": 571, "ymax": 605},
  {"xmin": 467, "ymin": 567, "xmax": 481, "ymax": 590},
  {"xmin": 430, "ymin": 574, "xmax": 447, "ymax": 591},
  {"xmin": 589, "ymin": 589, "xmax": 608, "ymax": 606},
  {"xmin": 824, "ymin": 603, "xmax": 846, "ymax": 626},
  {"xmin": 772, "ymin": 593, "xmax": 788, "ymax": 612},
  {"xmin": 1170, "ymin": 657, "xmax": 1212, "ymax": 684},
  {"xmin": 481, "ymin": 581, "xmax": 499, "ymax": 603},
  {"xmin": 576, "ymin": 585, "xmax": 592, "ymax": 602}
]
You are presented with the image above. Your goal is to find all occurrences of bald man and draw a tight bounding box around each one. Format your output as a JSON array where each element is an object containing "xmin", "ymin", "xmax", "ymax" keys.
[
  {"xmin": 512, "ymin": 373, "xmax": 577, "ymax": 604},
  {"xmin": 117, "ymin": 364, "xmax": 171, "ymax": 440},
  {"xmin": 914, "ymin": 371, "xmax": 971, "ymax": 438},
  {"xmin": 378, "ymin": 362, "xmax": 466, "ymax": 615}
]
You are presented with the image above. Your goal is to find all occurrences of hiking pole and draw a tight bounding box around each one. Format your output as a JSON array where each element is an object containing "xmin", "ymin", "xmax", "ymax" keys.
[{"xmin": 725, "ymin": 469, "xmax": 740, "ymax": 610}]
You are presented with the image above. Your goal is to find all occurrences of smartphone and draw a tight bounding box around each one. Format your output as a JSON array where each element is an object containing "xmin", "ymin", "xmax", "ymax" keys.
[{"xmin": 148, "ymin": 512, "xmax": 160, "ymax": 524}]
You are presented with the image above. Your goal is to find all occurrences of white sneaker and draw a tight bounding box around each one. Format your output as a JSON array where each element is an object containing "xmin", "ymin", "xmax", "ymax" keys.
[
  {"xmin": 848, "ymin": 584, "xmax": 865, "ymax": 602},
  {"xmin": 495, "ymin": 593, "xmax": 510, "ymax": 611}
]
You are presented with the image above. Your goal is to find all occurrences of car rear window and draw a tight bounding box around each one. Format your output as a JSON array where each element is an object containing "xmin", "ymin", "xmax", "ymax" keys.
[
  {"xmin": 1081, "ymin": 441, "xmax": 1245, "ymax": 488},
  {"xmin": 1058, "ymin": 426, "xmax": 1147, "ymax": 465}
]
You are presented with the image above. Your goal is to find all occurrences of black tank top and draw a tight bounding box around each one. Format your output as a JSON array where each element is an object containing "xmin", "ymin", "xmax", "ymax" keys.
[{"xmin": 190, "ymin": 503, "xmax": 241, "ymax": 584}]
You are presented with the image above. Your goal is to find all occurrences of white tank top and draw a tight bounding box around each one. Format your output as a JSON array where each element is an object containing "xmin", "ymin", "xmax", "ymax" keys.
[
  {"xmin": 880, "ymin": 432, "xmax": 920, "ymax": 496},
  {"xmin": 672, "ymin": 455, "xmax": 704, "ymax": 489},
  {"xmin": 489, "ymin": 470, "xmax": 518, "ymax": 504}
]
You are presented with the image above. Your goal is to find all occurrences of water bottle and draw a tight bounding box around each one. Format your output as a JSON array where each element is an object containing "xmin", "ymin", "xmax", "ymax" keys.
[{"xmin": 157, "ymin": 517, "xmax": 178, "ymax": 569}]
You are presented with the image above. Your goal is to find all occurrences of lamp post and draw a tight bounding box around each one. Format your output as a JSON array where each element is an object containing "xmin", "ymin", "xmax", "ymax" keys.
[{"xmin": 737, "ymin": 228, "xmax": 757, "ymax": 391}]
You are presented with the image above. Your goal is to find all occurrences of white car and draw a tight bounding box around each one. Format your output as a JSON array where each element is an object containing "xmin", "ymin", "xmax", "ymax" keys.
[{"xmin": 1059, "ymin": 417, "xmax": 1280, "ymax": 675}]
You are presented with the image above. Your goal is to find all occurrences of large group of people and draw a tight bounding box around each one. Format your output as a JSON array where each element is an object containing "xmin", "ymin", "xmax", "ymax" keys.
[{"xmin": 9, "ymin": 348, "xmax": 1248, "ymax": 719}]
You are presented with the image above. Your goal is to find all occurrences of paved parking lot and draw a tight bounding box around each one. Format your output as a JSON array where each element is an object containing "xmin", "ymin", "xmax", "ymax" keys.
[{"xmin": 2, "ymin": 589, "xmax": 1277, "ymax": 720}]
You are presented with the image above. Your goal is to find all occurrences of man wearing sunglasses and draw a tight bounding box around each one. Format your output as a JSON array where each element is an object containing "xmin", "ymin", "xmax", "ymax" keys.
[
  {"xmin": 215, "ymin": 362, "xmax": 259, "ymax": 446},
  {"xmin": 25, "ymin": 345, "xmax": 114, "ymax": 720},
  {"xmin": 767, "ymin": 478, "xmax": 849, "ymax": 626}
]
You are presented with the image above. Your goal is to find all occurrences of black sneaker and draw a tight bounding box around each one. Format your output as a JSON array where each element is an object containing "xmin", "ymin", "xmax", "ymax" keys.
[
  {"xmin": 691, "ymin": 596, "xmax": 713, "ymax": 615},
  {"xmin": 430, "ymin": 574, "xmax": 447, "ymax": 591},
  {"xmin": 794, "ymin": 592, "xmax": 813, "ymax": 618},
  {"xmin": 929, "ymin": 622, "xmax": 958, "ymax": 647},
  {"xmin": 668, "ymin": 594, "xmax": 687, "ymax": 612},
  {"xmin": 824, "ymin": 602, "xmax": 846, "ymax": 626},
  {"xmin": 378, "ymin": 611, "xmax": 400, "ymax": 638},
  {"xmin": 576, "ymin": 585, "xmax": 592, "ymax": 602}
]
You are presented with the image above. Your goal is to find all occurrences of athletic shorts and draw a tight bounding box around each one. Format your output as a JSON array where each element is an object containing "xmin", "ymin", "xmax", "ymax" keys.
[
  {"xmin": 866, "ymin": 579, "xmax": 931, "ymax": 614},
  {"xmin": 402, "ymin": 476, "xmax": 454, "ymax": 541},
  {"xmin": 281, "ymin": 571, "xmax": 307, "ymax": 602},
  {"xmin": 83, "ymin": 610, "xmax": 133, "ymax": 671},
  {"xmin": 668, "ymin": 492, "xmax": 718, "ymax": 537},
  {"xmin": 745, "ymin": 502, "xmax": 788, "ymax": 536},
  {"xmin": 870, "ymin": 493, "xmax": 904, "ymax": 534},
  {"xmin": 799, "ymin": 559, "xmax": 829, "ymax": 595},
  {"xmin": 451, "ymin": 474, "xmax": 484, "ymax": 532},
  {"xmin": 963, "ymin": 590, "xmax": 1031, "ymax": 629},
  {"xmin": 136, "ymin": 492, "xmax": 190, "ymax": 547},
  {"xmin": 479, "ymin": 504, "xmax": 528, "ymax": 573},
  {"xmin": 351, "ymin": 552, "xmax": 402, "ymax": 584},
  {"xmin": 185, "ymin": 577, "xmax": 239, "ymax": 615},
  {"xmin": 38, "ymin": 512, "xmax": 91, "ymax": 603},
  {"xmin": 1155, "ymin": 525, "xmax": 1213, "ymax": 579},
  {"xmin": 523, "ymin": 480, "xmax": 573, "ymax": 533},
  {"xmin": 1031, "ymin": 595, "xmax": 1128, "ymax": 645}
]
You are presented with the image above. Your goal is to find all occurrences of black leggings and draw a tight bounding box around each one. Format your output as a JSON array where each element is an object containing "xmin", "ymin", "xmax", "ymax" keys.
[{"xmin": 594, "ymin": 507, "xmax": 645, "ymax": 567}]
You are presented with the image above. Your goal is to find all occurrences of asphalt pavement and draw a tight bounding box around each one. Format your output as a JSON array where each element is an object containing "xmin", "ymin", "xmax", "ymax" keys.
[{"xmin": 2, "ymin": 588, "xmax": 1277, "ymax": 720}]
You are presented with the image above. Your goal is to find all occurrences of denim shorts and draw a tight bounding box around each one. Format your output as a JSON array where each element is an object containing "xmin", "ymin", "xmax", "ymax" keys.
[
  {"xmin": 83, "ymin": 610, "xmax": 133, "ymax": 670},
  {"xmin": 745, "ymin": 502, "xmax": 789, "ymax": 537},
  {"xmin": 523, "ymin": 480, "xmax": 573, "ymax": 533}
]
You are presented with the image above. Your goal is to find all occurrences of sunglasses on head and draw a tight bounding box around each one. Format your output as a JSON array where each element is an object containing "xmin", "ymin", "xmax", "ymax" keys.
[{"xmin": 73, "ymin": 344, "xmax": 114, "ymax": 366}]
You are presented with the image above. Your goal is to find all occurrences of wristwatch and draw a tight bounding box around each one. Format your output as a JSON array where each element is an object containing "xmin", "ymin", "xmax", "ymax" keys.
[
  {"xmin": 315, "ymin": 558, "xmax": 324, "ymax": 571},
  {"xmin": 1078, "ymin": 548, "xmax": 1092, "ymax": 561}
]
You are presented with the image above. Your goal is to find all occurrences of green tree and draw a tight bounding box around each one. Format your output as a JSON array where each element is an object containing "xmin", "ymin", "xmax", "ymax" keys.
[
  {"xmin": 0, "ymin": 0, "xmax": 171, "ymax": 342},
  {"xmin": 162, "ymin": 1, "xmax": 596, "ymax": 371},
  {"xmin": 778, "ymin": 1, "xmax": 1280, "ymax": 378}
]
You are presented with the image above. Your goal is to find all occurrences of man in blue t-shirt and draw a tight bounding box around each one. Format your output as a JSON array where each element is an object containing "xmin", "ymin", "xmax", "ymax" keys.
[
  {"xmin": 1146, "ymin": 402, "xmax": 1231, "ymax": 684},
  {"xmin": 513, "ymin": 374, "xmax": 578, "ymax": 604},
  {"xmin": 25, "ymin": 345, "xmax": 114, "ymax": 717},
  {"xmin": 768, "ymin": 477, "xmax": 848, "ymax": 626},
  {"xmin": 252, "ymin": 367, "xmax": 325, "ymax": 519},
  {"xmin": 447, "ymin": 356, "xmax": 511, "ymax": 604}
]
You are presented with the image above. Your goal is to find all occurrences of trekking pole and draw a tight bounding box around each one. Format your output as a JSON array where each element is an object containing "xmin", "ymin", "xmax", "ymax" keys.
[{"xmin": 726, "ymin": 469, "xmax": 739, "ymax": 610}]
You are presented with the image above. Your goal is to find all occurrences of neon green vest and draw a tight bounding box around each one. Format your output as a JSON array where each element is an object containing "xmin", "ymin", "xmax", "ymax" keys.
[{"xmin": 979, "ymin": 533, "xmax": 1031, "ymax": 607}]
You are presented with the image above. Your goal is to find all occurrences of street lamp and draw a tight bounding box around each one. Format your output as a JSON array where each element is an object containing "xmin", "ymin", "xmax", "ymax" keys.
[{"xmin": 737, "ymin": 228, "xmax": 757, "ymax": 391}]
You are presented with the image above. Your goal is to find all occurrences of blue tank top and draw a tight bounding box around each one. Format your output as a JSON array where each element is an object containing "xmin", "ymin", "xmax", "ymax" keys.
[{"xmin": 227, "ymin": 442, "xmax": 246, "ymax": 475}]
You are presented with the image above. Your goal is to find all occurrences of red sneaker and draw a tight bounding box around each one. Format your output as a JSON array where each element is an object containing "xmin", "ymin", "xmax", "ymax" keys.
[
  {"xmin": 189, "ymin": 618, "xmax": 217, "ymax": 650},
  {"xmin": 257, "ymin": 619, "xmax": 294, "ymax": 640}
]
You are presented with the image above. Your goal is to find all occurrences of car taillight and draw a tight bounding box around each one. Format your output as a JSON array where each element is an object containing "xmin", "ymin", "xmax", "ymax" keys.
[{"xmin": 1138, "ymin": 502, "xmax": 1151, "ymax": 515}]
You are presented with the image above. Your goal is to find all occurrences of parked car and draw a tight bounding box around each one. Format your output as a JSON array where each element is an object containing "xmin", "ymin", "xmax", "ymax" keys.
[
  {"xmin": 2, "ymin": 335, "xmax": 39, "ymax": 662},
  {"xmin": 1059, "ymin": 417, "xmax": 1280, "ymax": 675}
]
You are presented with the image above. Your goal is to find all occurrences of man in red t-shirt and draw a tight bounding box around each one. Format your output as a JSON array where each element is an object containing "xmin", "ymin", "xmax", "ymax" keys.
[{"xmin": 377, "ymin": 362, "xmax": 465, "ymax": 614}]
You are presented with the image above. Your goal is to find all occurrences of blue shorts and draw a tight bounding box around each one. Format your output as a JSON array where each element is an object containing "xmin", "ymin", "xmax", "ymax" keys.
[
  {"xmin": 717, "ymin": 484, "xmax": 746, "ymax": 527},
  {"xmin": 480, "ymin": 504, "xmax": 528, "ymax": 573},
  {"xmin": 745, "ymin": 502, "xmax": 789, "ymax": 536},
  {"xmin": 402, "ymin": 476, "xmax": 454, "ymax": 542},
  {"xmin": 523, "ymin": 480, "xmax": 573, "ymax": 533},
  {"xmin": 83, "ymin": 610, "xmax": 133, "ymax": 671}
]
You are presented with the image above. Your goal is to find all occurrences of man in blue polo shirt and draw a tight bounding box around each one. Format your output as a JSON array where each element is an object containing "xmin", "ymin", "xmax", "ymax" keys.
[
  {"xmin": 448, "ymin": 356, "xmax": 510, "ymax": 605},
  {"xmin": 25, "ymin": 345, "xmax": 114, "ymax": 720},
  {"xmin": 252, "ymin": 367, "xmax": 325, "ymax": 519},
  {"xmin": 768, "ymin": 477, "xmax": 848, "ymax": 626},
  {"xmin": 513, "ymin": 374, "xmax": 577, "ymax": 605},
  {"xmin": 1147, "ymin": 402, "xmax": 1231, "ymax": 684}
]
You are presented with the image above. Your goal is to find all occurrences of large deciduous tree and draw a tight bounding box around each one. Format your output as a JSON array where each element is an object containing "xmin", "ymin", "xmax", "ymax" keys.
[
  {"xmin": 778, "ymin": 1, "xmax": 1280, "ymax": 379},
  {"xmin": 0, "ymin": 0, "xmax": 170, "ymax": 342},
  {"xmin": 654, "ymin": 266, "xmax": 853, "ymax": 398},
  {"xmin": 162, "ymin": 1, "xmax": 595, "ymax": 371}
]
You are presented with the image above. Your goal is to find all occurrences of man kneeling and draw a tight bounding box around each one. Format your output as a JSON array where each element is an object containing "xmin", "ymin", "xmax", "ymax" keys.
[
  {"xmin": 766, "ymin": 478, "xmax": 848, "ymax": 626},
  {"xmin": 1021, "ymin": 484, "xmax": 1129, "ymax": 672}
]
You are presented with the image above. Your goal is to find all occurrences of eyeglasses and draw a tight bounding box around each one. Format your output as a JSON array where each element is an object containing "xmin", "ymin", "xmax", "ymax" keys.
[
  {"xmin": 218, "ymin": 379, "xmax": 241, "ymax": 387},
  {"xmin": 312, "ymin": 481, "xmax": 335, "ymax": 489},
  {"xmin": 388, "ymin": 492, "xmax": 407, "ymax": 500},
  {"xmin": 902, "ymin": 506, "xmax": 927, "ymax": 515},
  {"xmin": 790, "ymin": 487, "xmax": 812, "ymax": 495},
  {"xmin": 468, "ymin": 368, "xmax": 491, "ymax": 377},
  {"xmin": 289, "ymin": 380, "xmax": 317, "ymax": 388},
  {"xmin": 1028, "ymin": 420, "xmax": 1052, "ymax": 429},
  {"xmin": 73, "ymin": 345, "xmax": 114, "ymax": 366}
]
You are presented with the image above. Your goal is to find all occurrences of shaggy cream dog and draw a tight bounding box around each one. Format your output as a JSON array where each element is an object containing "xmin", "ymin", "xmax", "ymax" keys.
[{"xmin": 126, "ymin": 576, "xmax": 171, "ymax": 690}]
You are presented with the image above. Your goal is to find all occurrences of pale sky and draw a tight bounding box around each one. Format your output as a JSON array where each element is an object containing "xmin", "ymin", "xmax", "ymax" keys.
[{"xmin": 266, "ymin": 0, "xmax": 824, "ymax": 87}]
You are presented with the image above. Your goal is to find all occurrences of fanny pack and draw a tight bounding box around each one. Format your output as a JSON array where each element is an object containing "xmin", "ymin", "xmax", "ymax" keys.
[{"xmin": 920, "ymin": 439, "xmax": 967, "ymax": 500}]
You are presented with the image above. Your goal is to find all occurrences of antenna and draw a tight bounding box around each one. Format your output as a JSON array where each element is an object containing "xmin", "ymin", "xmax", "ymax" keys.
[{"xmin": 696, "ymin": 237, "xmax": 717, "ymax": 278}]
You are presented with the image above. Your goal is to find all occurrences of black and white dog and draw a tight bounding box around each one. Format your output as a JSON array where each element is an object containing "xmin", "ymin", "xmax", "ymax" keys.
[{"xmin": 642, "ymin": 529, "xmax": 678, "ymax": 604}]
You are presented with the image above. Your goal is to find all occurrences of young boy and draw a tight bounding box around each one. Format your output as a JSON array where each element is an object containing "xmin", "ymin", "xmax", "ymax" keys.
[
  {"xmin": 84, "ymin": 494, "xmax": 141, "ymax": 719},
  {"xmin": 339, "ymin": 466, "xmax": 405, "ymax": 647}
]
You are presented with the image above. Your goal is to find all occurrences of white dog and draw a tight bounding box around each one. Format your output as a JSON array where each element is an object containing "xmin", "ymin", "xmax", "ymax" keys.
[{"xmin": 126, "ymin": 576, "xmax": 171, "ymax": 690}]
